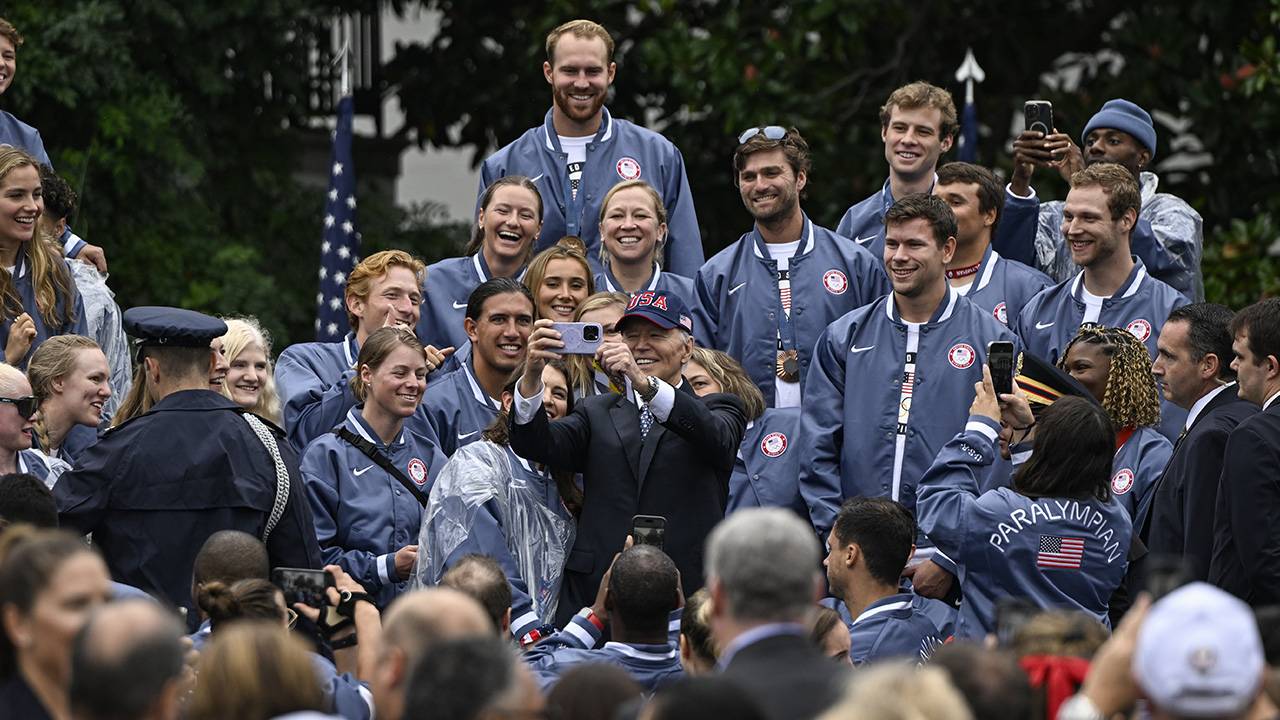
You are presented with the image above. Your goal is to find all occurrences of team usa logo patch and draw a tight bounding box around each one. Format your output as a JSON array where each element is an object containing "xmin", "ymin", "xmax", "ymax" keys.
[
  {"xmin": 822, "ymin": 269, "xmax": 848, "ymax": 295},
  {"xmin": 760, "ymin": 432, "xmax": 788, "ymax": 458},
  {"xmin": 616, "ymin": 157, "xmax": 642, "ymax": 181},
  {"xmin": 1126, "ymin": 319, "xmax": 1152, "ymax": 342},
  {"xmin": 994, "ymin": 302, "xmax": 1008, "ymax": 325},
  {"xmin": 1111, "ymin": 468, "xmax": 1135, "ymax": 495},
  {"xmin": 948, "ymin": 343, "xmax": 976, "ymax": 370},
  {"xmin": 407, "ymin": 458, "xmax": 428, "ymax": 487}
]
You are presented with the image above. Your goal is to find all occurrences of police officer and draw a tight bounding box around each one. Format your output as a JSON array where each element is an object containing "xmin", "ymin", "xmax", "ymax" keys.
[
  {"xmin": 477, "ymin": 20, "xmax": 702, "ymax": 277},
  {"xmin": 694, "ymin": 126, "xmax": 889, "ymax": 408},
  {"xmin": 55, "ymin": 307, "xmax": 322, "ymax": 623}
]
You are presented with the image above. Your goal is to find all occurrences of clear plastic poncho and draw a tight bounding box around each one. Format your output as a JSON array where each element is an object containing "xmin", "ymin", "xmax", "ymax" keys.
[{"xmin": 413, "ymin": 440, "xmax": 575, "ymax": 625}]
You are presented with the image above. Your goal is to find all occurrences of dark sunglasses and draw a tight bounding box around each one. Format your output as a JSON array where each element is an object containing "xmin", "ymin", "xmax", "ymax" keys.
[
  {"xmin": 0, "ymin": 396, "xmax": 37, "ymax": 420},
  {"xmin": 738, "ymin": 125, "xmax": 788, "ymax": 144}
]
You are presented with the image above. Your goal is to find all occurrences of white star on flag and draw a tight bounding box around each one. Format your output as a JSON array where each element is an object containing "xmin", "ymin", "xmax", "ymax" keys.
[
  {"xmin": 333, "ymin": 271, "xmax": 346, "ymax": 284},
  {"xmin": 329, "ymin": 297, "xmax": 342, "ymax": 310},
  {"xmin": 337, "ymin": 246, "xmax": 350, "ymax": 259},
  {"xmin": 341, "ymin": 221, "xmax": 353, "ymax": 234},
  {"xmin": 346, "ymin": 195, "xmax": 357, "ymax": 209},
  {"xmin": 332, "ymin": 162, "xmax": 343, "ymax": 176},
  {"xmin": 324, "ymin": 215, "xmax": 334, "ymax": 228},
  {"xmin": 328, "ymin": 189, "xmax": 338, "ymax": 201}
]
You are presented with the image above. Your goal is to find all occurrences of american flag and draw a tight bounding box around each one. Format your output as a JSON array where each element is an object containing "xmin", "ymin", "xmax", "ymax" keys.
[
  {"xmin": 315, "ymin": 95, "xmax": 360, "ymax": 341},
  {"xmin": 1037, "ymin": 535, "xmax": 1085, "ymax": 570}
]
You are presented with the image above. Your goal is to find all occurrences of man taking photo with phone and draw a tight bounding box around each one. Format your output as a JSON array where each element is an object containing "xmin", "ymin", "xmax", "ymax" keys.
[
  {"xmin": 997, "ymin": 98, "xmax": 1203, "ymax": 300},
  {"xmin": 509, "ymin": 291, "xmax": 746, "ymax": 625}
]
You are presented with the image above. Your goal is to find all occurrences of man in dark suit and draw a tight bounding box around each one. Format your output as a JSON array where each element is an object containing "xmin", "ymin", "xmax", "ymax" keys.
[
  {"xmin": 1210, "ymin": 298, "xmax": 1280, "ymax": 604},
  {"xmin": 1145, "ymin": 304, "xmax": 1256, "ymax": 580},
  {"xmin": 708, "ymin": 508, "xmax": 847, "ymax": 720},
  {"xmin": 510, "ymin": 290, "xmax": 746, "ymax": 625}
]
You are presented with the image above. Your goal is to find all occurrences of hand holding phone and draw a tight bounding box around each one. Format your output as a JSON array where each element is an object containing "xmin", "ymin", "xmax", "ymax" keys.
[
  {"xmin": 987, "ymin": 342, "xmax": 1016, "ymax": 397},
  {"xmin": 1024, "ymin": 100, "xmax": 1054, "ymax": 136},
  {"xmin": 550, "ymin": 322, "xmax": 604, "ymax": 355},
  {"xmin": 272, "ymin": 567, "xmax": 334, "ymax": 608}
]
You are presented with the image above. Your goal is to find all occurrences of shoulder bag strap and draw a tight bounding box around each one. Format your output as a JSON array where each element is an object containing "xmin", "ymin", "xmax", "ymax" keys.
[{"xmin": 334, "ymin": 427, "xmax": 430, "ymax": 508}]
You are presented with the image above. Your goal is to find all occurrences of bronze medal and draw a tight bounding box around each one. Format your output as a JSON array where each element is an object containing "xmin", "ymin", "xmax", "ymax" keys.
[{"xmin": 776, "ymin": 349, "xmax": 800, "ymax": 382}]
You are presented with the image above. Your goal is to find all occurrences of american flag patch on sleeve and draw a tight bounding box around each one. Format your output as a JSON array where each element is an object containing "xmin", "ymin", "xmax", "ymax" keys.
[{"xmin": 1037, "ymin": 535, "xmax": 1084, "ymax": 569}]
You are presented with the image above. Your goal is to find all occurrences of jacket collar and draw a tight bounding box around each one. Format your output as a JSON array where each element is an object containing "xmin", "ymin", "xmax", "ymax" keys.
[
  {"xmin": 471, "ymin": 251, "xmax": 527, "ymax": 284},
  {"xmin": 750, "ymin": 214, "xmax": 816, "ymax": 260},
  {"xmin": 542, "ymin": 107, "xmax": 614, "ymax": 152},
  {"xmin": 345, "ymin": 406, "xmax": 406, "ymax": 448},
  {"xmin": 1070, "ymin": 256, "xmax": 1147, "ymax": 302},
  {"xmin": 970, "ymin": 244, "xmax": 1000, "ymax": 293},
  {"xmin": 602, "ymin": 263, "xmax": 662, "ymax": 293},
  {"xmin": 852, "ymin": 593, "xmax": 915, "ymax": 625},
  {"xmin": 343, "ymin": 332, "xmax": 359, "ymax": 368},
  {"xmin": 461, "ymin": 355, "xmax": 503, "ymax": 410},
  {"xmin": 886, "ymin": 284, "xmax": 960, "ymax": 325}
]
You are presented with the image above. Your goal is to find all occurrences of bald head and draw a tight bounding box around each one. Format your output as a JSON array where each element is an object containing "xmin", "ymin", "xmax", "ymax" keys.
[
  {"xmin": 373, "ymin": 588, "xmax": 495, "ymax": 720},
  {"xmin": 441, "ymin": 554, "xmax": 513, "ymax": 634},
  {"xmin": 0, "ymin": 364, "xmax": 30, "ymax": 397},
  {"xmin": 71, "ymin": 600, "xmax": 186, "ymax": 720}
]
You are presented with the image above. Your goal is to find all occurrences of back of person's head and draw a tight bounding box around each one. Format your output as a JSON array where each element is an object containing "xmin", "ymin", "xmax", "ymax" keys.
[
  {"xmin": 187, "ymin": 621, "xmax": 324, "ymax": 720},
  {"xmin": 37, "ymin": 164, "xmax": 77, "ymax": 223},
  {"xmin": 679, "ymin": 588, "xmax": 716, "ymax": 674},
  {"xmin": 70, "ymin": 600, "xmax": 187, "ymax": 720},
  {"xmin": 191, "ymin": 530, "xmax": 268, "ymax": 610},
  {"xmin": 1011, "ymin": 610, "xmax": 1109, "ymax": 659},
  {"xmin": 705, "ymin": 508, "xmax": 820, "ymax": 625},
  {"xmin": 931, "ymin": 644, "xmax": 1034, "ymax": 720},
  {"xmin": 1230, "ymin": 297, "xmax": 1280, "ymax": 371},
  {"xmin": 0, "ymin": 472, "xmax": 57, "ymax": 529},
  {"xmin": 645, "ymin": 676, "xmax": 769, "ymax": 720},
  {"xmin": 1168, "ymin": 303, "xmax": 1238, "ymax": 381},
  {"xmin": 1014, "ymin": 396, "xmax": 1114, "ymax": 503},
  {"xmin": 884, "ymin": 193, "xmax": 957, "ymax": 248},
  {"xmin": 609, "ymin": 545, "xmax": 679, "ymax": 638},
  {"xmin": 139, "ymin": 344, "xmax": 213, "ymax": 384},
  {"xmin": 832, "ymin": 497, "xmax": 916, "ymax": 586},
  {"xmin": 440, "ymin": 554, "xmax": 513, "ymax": 635},
  {"xmin": 687, "ymin": 347, "xmax": 766, "ymax": 420},
  {"xmin": 547, "ymin": 663, "xmax": 643, "ymax": 720},
  {"xmin": 196, "ymin": 578, "xmax": 283, "ymax": 630},
  {"xmin": 466, "ymin": 276, "xmax": 535, "ymax": 322},
  {"xmin": 1135, "ymin": 582, "xmax": 1264, "ymax": 719},
  {"xmin": 404, "ymin": 636, "xmax": 535, "ymax": 720},
  {"xmin": 820, "ymin": 664, "xmax": 972, "ymax": 720}
]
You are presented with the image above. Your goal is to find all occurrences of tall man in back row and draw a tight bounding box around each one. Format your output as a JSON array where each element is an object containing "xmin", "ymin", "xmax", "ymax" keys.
[
  {"xmin": 56, "ymin": 307, "xmax": 321, "ymax": 623},
  {"xmin": 835, "ymin": 81, "xmax": 956, "ymax": 259},
  {"xmin": 801, "ymin": 194, "xmax": 1016, "ymax": 601},
  {"xmin": 479, "ymin": 19, "xmax": 703, "ymax": 277}
]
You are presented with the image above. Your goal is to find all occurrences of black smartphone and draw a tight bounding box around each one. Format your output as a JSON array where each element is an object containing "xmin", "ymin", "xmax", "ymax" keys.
[
  {"xmin": 987, "ymin": 341, "xmax": 1015, "ymax": 396},
  {"xmin": 272, "ymin": 567, "xmax": 334, "ymax": 608},
  {"xmin": 1024, "ymin": 100, "xmax": 1054, "ymax": 136},
  {"xmin": 995, "ymin": 598, "xmax": 1039, "ymax": 646},
  {"xmin": 632, "ymin": 515, "xmax": 666, "ymax": 551}
]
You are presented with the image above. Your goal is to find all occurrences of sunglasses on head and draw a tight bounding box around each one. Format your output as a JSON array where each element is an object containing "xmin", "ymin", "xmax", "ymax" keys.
[
  {"xmin": 738, "ymin": 125, "xmax": 788, "ymax": 145},
  {"xmin": 0, "ymin": 396, "xmax": 37, "ymax": 420}
]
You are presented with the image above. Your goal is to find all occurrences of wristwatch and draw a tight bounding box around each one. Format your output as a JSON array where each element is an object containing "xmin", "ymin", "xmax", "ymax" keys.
[
  {"xmin": 336, "ymin": 589, "xmax": 374, "ymax": 619},
  {"xmin": 638, "ymin": 375, "xmax": 660, "ymax": 402}
]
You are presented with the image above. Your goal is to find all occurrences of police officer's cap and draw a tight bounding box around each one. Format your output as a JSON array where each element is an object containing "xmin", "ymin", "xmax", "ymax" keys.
[
  {"xmin": 1015, "ymin": 352, "xmax": 1098, "ymax": 414},
  {"xmin": 123, "ymin": 307, "xmax": 227, "ymax": 350}
]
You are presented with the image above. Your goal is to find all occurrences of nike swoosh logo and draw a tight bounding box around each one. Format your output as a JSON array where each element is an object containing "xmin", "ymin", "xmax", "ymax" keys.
[
  {"xmin": 1035, "ymin": 321, "xmax": 1055, "ymax": 329},
  {"xmin": 452, "ymin": 301, "xmax": 467, "ymax": 309},
  {"xmin": 353, "ymin": 465, "xmax": 374, "ymax": 476},
  {"xmin": 457, "ymin": 430, "xmax": 478, "ymax": 440},
  {"xmin": 851, "ymin": 345, "xmax": 875, "ymax": 354},
  {"xmin": 530, "ymin": 173, "xmax": 543, "ymax": 184},
  {"xmin": 728, "ymin": 282, "xmax": 747, "ymax": 296},
  {"xmin": 853, "ymin": 235, "xmax": 877, "ymax": 245}
]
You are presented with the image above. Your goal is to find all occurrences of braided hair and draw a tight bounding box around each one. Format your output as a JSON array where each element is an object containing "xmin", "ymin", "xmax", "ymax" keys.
[{"xmin": 1059, "ymin": 325, "xmax": 1161, "ymax": 429}]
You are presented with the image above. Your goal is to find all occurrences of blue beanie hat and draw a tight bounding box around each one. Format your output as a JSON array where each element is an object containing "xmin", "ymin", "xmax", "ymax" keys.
[{"xmin": 1082, "ymin": 99, "xmax": 1157, "ymax": 160}]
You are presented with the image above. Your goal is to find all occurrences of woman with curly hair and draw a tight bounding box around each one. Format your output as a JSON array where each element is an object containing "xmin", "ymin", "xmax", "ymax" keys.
[{"xmin": 1059, "ymin": 325, "xmax": 1172, "ymax": 525}]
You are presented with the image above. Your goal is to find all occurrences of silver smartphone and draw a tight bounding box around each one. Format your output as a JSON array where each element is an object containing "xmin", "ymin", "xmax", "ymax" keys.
[{"xmin": 550, "ymin": 322, "xmax": 604, "ymax": 355}]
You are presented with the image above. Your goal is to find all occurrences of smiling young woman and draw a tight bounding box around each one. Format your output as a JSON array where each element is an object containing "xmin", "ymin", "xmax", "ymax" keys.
[
  {"xmin": 523, "ymin": 236, "xmax": 594, "ymax": 323},
  {"xmin": 216, "ymin": 317, "xmax": 281, "ymax": 426},
  {"xmin": 27, "ymin": 334, "xmax": 109, "ymax": 466},
  {"xmin": 0, "ymin": 149, "xmax": 85, "ymax": 369}
]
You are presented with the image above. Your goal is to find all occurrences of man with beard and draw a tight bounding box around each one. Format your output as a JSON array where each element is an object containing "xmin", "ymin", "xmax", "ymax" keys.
[
  {"xmin": 477, "ymin": 20, "xmax": 703, "ymax": 277},
  {"xmin": 997, "ymin": 99, "xmax": 1203, "ymax": 300},
  {"xmin": 835, "ymin": 82, "xmax": 957, "ymax": 260},
  {"xmin": 801, "ymin": 194, "xmax": 1017, "ymax": 603},
  {"xmin": 692, "ymin": 126, "xmax": 888, "ymax": 407}
]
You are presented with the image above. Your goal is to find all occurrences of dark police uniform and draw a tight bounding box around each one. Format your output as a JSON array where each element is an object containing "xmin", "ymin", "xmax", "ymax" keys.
[{"xmin": 54, "ymin": 307, "xmax": 322, "ymax": 623}]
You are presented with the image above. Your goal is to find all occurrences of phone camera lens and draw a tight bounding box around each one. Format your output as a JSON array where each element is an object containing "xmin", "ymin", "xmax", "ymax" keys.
[{"xmin": 583, "ymin": 326, "xmax": 599, "ymax": 341}]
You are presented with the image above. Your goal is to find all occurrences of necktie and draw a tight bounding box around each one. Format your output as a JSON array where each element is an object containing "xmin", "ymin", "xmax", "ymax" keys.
[
  {"xmin": 1173, "ymin": 425, "xmax": 1189, "ymax": 452},
  {"xmin": 639, "ymin": 403, "xmax": 654, "ymax": 441}
]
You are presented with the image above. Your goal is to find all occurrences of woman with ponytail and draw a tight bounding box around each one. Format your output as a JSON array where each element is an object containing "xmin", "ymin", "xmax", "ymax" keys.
[{"xmin": 27, "ymin": 335, "xmax": 110, "ymax": 465}]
